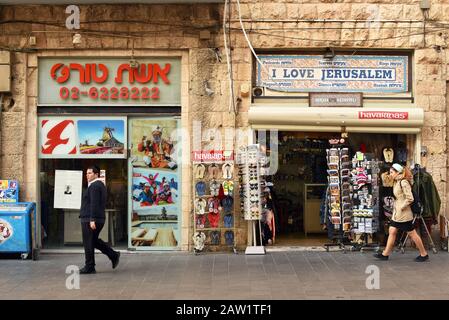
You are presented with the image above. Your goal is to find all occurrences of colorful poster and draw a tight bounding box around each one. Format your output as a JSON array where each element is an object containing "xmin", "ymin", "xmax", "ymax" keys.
[
  {"xmin": 129, "ymin": 118, "xmax": 181, "ymax": 249},
  {"xmin": 40, "ymin": 119, "xmax": 77, "ymax": 155},
  {"xmin": 0, "ymin": 180, "xmax": 19, "ymax": 203},
  {"xmin": 39, "ymin": 116, "xmax": 127, "ymax": 159},
  {"xmin": 130, "ymin": 119, "xmax": 178, "ymax": 170},
  {"xmin": 78, "ymin": 120, "xmax": 125, "ymax": 155},
  {"xmin": 257, "ymin": 55, "xmax": 408, "ymax": 93},
  {"xmin": 131, "ymin": 168, "xmax": 179, "ymax": 210}
]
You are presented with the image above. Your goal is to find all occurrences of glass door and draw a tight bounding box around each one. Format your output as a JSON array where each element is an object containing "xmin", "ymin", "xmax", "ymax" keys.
[{"xmin": 128, "ymin": 117, "xmax": 181, "ymax": 250}]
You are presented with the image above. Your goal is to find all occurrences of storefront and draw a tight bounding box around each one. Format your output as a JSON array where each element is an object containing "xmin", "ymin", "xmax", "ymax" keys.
[
  {"xmin": 246, "ymin": 52, "xmax": 425, "ymax": 248},
  {"xmin": 37, "ymin": 53, "xmax": 188, "ymax": 251}
]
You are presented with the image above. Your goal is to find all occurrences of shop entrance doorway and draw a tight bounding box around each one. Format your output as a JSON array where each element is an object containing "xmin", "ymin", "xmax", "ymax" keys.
[
  {"xmin": 40, "ymin": 159, "xmax": 128, "ymax": 249},
  {"xmin": 259, "ymin": 131, "xmax": 411, "ymax": 247}
]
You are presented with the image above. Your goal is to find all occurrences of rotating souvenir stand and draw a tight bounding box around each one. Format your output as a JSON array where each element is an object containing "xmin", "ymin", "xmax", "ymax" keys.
[
  {"xmin": 237, "ymin": 145, "xmax": 265, "ymax": 255},
  {"xmin": 324, "ymin": 145, "xmax": 352, "ymax": 252},
  {"xmin": 192, "ymin": 161, "xmax": 237, "ymax": 253},
  {"xmin": 350, "ymin": 152, "xmax": 380, "ymax": 252}
]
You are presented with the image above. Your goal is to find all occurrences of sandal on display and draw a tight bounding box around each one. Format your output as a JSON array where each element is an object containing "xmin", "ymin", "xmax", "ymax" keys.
[
  {"xmin": 222, "ymin": 162, "xmax": 234, "ymax": 179},
  {"xmin": 194, "ymin": 163, "xmax": 206, "ymax": 179},
  {"xmin": 208, "ymin": 164, "xmax": 220, "ymax": 179}
]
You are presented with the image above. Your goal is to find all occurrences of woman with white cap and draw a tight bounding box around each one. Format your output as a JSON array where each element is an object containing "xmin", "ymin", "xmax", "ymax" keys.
[{"xmin": 374, "ymin": 163, "xmax": 429, "ymax": 262}]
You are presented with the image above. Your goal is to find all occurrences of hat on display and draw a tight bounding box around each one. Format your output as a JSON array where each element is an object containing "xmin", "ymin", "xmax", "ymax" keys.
[{"xmin": 392, "ymin": 163, "xmax": 404, "ymax": 173}]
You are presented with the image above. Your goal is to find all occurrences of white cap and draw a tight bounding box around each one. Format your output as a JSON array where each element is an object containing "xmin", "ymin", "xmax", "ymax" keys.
[{"xmin": 392, "ymin": 163, "xmax": 404, "ymax": 173}]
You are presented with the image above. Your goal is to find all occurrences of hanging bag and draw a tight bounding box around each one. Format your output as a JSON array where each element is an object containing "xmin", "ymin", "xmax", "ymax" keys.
[{"xmin": 399, "ymin": 178, "xmax": 422, "ymax": 216}]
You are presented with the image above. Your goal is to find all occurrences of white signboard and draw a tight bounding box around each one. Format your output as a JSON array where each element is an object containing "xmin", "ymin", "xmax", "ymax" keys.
[
  {"xmin": 54, "ymin": 170, "xmax": 83, "ymax": 209},
  {"xmin": 257, "ymin": 55, "xmax": 409, "ymax": 93}
]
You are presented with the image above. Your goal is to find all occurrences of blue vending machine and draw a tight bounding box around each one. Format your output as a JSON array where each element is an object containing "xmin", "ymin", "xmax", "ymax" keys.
[{"xmin": 0, "ymin": 202, "xmax": 36, "ymax": 259}]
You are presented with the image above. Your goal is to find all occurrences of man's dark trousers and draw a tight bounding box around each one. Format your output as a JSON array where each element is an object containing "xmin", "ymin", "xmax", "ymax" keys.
[{"xmin": 81, "ymin": 221, "xmax": 116, "ymax": 269}]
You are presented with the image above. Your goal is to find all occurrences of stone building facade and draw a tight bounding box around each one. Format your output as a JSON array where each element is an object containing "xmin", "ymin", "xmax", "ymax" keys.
[{"xmin": 0, "ymin": 1, "xmax": 448, "ymax": 251}]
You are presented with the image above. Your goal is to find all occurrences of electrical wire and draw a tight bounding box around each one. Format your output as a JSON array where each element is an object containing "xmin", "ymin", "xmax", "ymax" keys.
[
  {"xmin": 224, "ymin": 0, "xmax": 237, "ymax": 114},
  {"xmin": 0, "ymin": 19, "xmax": 220, "ymax": 31},
  {"xmin": 244, "ymin": 27, "xmax": 447, "ymax": 43},
  {"xmin": 234, "ymin": 0, "xmax": 291, "ymax": 93}
]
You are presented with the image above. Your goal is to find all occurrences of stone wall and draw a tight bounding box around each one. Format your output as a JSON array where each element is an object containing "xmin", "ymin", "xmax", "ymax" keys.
[{"xmin": 0, "ymin": 1, "xmax": 447, "ymax": 251}]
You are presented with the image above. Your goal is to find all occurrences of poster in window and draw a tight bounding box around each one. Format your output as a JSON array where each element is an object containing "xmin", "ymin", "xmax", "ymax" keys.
[
  {"xmin": 130, "ymin": 119, "xmax": 178, "ymax": 171},
  {"xmin": 129, "ymin": 118, "xmax": 181, "ymax": 249},
  {"xmin": 131, "ymin": 168, "xmax": 178, "ymax": 210},
  {"xmin": 40, "ymin": 119, "xmax": 77, "ymax": 155},
  {"xmin": 54, "ymin": 170, "xmax": 83, "ymax": 209},
  {"xmin": 78, "ymin": 120, "xmax": 125, "ymax": 155}
]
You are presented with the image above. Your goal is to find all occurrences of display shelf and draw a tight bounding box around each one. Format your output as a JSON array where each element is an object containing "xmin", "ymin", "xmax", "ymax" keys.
[
  {"xmin": 192, "ymin": 161, "xmax": 237, "ymax": 253},
  {"xmin": 237, "ymin": 144, "xmax": 266, "ymax": 255}
]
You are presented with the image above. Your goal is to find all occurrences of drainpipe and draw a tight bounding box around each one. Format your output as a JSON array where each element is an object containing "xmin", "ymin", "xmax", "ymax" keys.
[{"xmin": 0, "ymin": 93, "xmax": 3, "ymax": 175}]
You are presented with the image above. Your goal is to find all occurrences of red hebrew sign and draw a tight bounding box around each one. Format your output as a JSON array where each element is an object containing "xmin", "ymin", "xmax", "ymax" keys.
[{"xmin": 39, "ymin": 58, "xmax": 181, "ymax": 105}]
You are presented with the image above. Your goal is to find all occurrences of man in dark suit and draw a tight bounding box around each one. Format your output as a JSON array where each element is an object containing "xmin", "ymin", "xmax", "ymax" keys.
[{"xmin": 79, "ymin": 165, "xmax": 120, "ymax": 274}]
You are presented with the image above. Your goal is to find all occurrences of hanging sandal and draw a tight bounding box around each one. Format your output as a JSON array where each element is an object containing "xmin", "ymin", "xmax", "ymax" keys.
[{"xmin": 222, "ymin": 163, "xmax": 234, "ymax": 179}]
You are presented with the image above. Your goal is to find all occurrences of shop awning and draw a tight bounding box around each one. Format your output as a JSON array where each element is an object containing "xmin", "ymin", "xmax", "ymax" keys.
[{"xmin": 248, "ymin": 103, "xmax": 424, "ymax": 134}]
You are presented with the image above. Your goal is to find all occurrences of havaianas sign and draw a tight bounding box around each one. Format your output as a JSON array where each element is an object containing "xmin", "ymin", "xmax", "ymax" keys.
[{"xmin": 257, "ymin": 55, "xmax": 408, "ymax": 93}]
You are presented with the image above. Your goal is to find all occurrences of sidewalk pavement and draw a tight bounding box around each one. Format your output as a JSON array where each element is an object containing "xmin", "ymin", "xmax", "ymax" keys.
[{"xmin": 1, "ymin": 250, "xmax": 448, "ymax": 300}]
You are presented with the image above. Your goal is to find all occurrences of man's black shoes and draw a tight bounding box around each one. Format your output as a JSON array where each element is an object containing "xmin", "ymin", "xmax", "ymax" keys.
[
  {"xmin": 112, "ymin": 252, "xmax": 120, "ymax": 269},
  {"xmin": 415, "ymin": 254, "xmax": 429, "ymax": 262},
  {"xmin": 79, "ymin": 266, "xmax": 96, "ymax": 274},
  {"xmin": 373, "ymin": 252, "xmax": 389, "ymax": 260}
]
